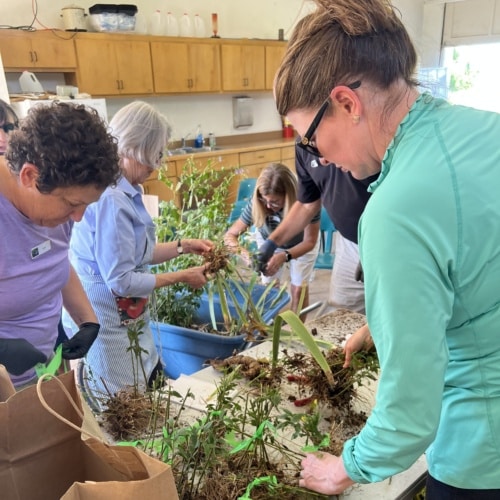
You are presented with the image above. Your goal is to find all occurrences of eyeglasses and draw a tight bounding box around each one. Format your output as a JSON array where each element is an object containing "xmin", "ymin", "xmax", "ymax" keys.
[
  {"xmin": 152, "ymin": 150, "xmax": 165, "ymax": 168},
  {"xmin": 0, "ymin": 122, "xmax": 17, "ymax": 134},
  {"xmin": 258, "ymin": 195, "xmax": 282, "ymax": 210},
  {"xmin": 297, "ymin": 80, "xmax": 361, "ymax": 157}
]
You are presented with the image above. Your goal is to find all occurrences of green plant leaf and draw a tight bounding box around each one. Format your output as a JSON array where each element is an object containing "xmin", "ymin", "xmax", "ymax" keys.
[{"xmin": 273, "ymin": 310, "xmax": 335, "ymax": 387}]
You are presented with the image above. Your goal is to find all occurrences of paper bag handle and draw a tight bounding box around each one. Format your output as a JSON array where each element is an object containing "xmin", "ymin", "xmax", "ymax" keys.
[
  {"xmin": 36, "ymin": 373, "xmax": 102, "ymax": 442},
  {"xmin": 36, "ymin": 374, "xmax": 150, "ymax": 480},
  {"xmin": 0, "ymin": 364, "xmax": 16, "ymax": 402}
]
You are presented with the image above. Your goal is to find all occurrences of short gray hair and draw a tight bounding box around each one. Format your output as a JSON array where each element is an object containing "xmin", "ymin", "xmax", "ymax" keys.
[{"xmin": 109, "ymin": 101, "xmax": 172, "ymax": 168}]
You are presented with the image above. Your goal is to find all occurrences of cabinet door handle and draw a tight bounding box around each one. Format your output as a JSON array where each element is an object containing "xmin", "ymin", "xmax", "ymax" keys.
[
  {"xmin": 116, "ymin": 80, "xmax": 120, "ymax": 90},
  {"xmin": 33, "ymin": 51, "xmax": 38, "ymax": 63},
  {"xmin": 120, "ymin": 80, "xmax": 124, "ymax": 90}
]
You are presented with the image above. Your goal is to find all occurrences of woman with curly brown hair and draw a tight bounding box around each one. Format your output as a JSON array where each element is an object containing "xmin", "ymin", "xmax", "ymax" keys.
[
  {"xmin": 275, "ymin": 0, "xmax": 500, "ymax": 498},
  {"xmin": 0, "ymin": 101, "xmax": 120, "ymax": 388}
]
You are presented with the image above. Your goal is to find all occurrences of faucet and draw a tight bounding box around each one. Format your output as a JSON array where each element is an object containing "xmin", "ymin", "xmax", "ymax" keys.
[{"xmin": 181, "ymin": 132, "xmax": 192, "ymax": 149}]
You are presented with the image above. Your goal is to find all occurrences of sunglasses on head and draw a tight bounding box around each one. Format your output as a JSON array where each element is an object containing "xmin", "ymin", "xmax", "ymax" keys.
[
  {"xmin": 297, "ymin": 80, "xmax": 361, "ymax": 157},
  {"xmin": 0, "ymin": 122, "xmax": 17, "ymax": 134}
]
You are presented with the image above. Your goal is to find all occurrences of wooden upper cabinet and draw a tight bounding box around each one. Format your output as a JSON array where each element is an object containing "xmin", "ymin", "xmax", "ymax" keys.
[
  {"xmin": 0, "ymin": 30, "xmax": 76, "ymax": 71},
  {"xmin": 0, "ymin": 31, "xmax": 283, "ymax": 97},
  {"xmin": 221, "ymin": 43, "xmax": 265, "ymax": 91},
  {"xmin": 73, "ymin": 37, "xmax": 154, "ymax": 96},
  {"xmin": 151, "ymin": 40, "xmax": 220, "ymax": 93},
  {"xmin": 265, "ymin": 44, "xmax": 286, "ymax": 90}
]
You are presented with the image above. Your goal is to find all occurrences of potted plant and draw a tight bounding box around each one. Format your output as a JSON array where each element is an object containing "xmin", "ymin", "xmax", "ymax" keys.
[{"xmin": 150, "ymin": 158, "xmax": 290, "ymax": 379}]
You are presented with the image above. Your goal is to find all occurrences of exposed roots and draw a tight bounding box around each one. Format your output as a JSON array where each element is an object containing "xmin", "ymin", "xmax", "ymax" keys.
[{"xmin": 101, "ymin": 388, "xmax": 162, "ymax": 440}]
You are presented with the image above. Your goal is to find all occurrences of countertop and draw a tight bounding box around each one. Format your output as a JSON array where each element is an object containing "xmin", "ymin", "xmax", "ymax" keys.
[{"xmin": 166, "ymin": 131, "xmax": 297, "ymax": 161}]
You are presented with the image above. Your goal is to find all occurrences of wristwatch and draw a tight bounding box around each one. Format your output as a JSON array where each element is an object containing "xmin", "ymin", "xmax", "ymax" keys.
[
  {"xmin": 284, "ymin": 250, "xmax": 292, "ymax": 262},
  {"xmin": 177, "ymin": 239, "xmax": 184, "ymax": 255}
]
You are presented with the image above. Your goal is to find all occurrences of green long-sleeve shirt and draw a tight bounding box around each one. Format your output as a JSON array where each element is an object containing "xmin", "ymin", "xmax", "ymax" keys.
[{"xmin": 343, "ymin": 94, "xmax": 500, "ymax": 489}]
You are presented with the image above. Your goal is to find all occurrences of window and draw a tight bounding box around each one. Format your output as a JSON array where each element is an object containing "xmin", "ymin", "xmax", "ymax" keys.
[{"xmin": 442, "ymin": 43, "xmax": 500, "ymax": 113}]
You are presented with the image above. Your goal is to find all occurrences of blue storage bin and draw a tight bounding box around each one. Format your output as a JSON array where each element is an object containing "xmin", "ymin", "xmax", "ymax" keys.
[
  {"xmin": 194, "ymin": 282, "xmax": 290, "ymax": 329},
  {"xmin": 152, "ymin": 283, "xmax": 289, "ymax": 379}
]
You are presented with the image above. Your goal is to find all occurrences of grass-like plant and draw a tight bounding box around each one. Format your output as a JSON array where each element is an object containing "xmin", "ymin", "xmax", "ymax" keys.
[{"xmin": 152, "ymin": 158, "xmax": 236, "ymax": 327}]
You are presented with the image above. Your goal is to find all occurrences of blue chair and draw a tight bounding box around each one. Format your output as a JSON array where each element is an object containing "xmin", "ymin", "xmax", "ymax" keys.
[
  {"xmin": 236, "ymin": 178, "xmax": 257, "ymax": 202},
  {"xmin": 228, "ymin": 200, "xmax": 247, "ymax": 223},
  {"xmin": 314, "ymin": 207, "xmax": 336, "ymax": 269},
  {"xmin": 228, "ymin": 178, "xmax": 257, "ymax": 224}
]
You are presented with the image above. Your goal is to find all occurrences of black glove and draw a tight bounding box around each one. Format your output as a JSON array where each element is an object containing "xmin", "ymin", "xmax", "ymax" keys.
[
  {"xmin": 61, "ymin": 322, "xmax": 100, "ymax": 360},
  {"xmin": 254, "ymin": 239, "xmax": 278, "ymax": 274},
  {"xmin": 355, "ymin": 262, "xmax": 364, "ymax": 283},
  {"xmin": 0, "ymin": 338, "xmax": 47, "ymax": 376}
]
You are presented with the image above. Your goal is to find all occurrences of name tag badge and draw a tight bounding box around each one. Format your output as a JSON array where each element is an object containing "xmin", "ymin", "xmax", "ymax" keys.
[{"xmin": 31, "ymin": 240, "xmax": 51, "ymax": 259}]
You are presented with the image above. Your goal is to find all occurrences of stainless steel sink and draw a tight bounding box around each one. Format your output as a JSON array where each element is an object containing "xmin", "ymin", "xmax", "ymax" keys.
[{"xmin": 167, "ymin": 146, "xmax": 225, "ymax": 156}]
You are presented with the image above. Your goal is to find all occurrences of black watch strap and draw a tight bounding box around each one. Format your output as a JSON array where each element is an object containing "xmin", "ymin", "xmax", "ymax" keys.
[
  {"xmin": 285, "ymin": 250, "xmax": 292, "ymax": 262},
  {"xmin": 177, "ymin": 239, "xmax": 184, "ymax": 254}
]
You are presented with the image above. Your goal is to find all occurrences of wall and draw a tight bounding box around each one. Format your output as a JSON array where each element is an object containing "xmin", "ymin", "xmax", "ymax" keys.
[{"xmin": 1, "ymin": 1, "xmax": 430, "ymax": 140}]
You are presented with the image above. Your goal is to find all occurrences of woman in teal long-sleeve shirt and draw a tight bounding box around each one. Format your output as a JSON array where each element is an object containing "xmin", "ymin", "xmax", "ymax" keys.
[{"xmin": 273, "ymin": 0, "xmax": 500, "ymax": 498}]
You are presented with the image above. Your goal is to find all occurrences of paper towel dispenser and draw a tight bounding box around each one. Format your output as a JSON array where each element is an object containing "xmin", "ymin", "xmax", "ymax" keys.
[{"xmin": 232, "ymin": 96, "xmax": 253, "ymax": 129}]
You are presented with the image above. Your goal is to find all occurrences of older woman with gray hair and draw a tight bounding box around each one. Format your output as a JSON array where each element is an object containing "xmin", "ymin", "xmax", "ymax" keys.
[{"xmin": 66, "ymin": 101, "xmax": 213, "ymax": 404}]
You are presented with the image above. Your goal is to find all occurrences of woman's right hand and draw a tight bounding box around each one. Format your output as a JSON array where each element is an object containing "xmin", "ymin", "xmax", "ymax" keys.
[{"xmin": 343, "ymin": 324, "xmax": 373, "ymax": 368}]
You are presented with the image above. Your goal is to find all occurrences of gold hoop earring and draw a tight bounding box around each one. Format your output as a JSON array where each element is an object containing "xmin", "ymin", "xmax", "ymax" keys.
[{"xmin": 353, "ymin": 115, "xmax": 360, "ymax": 124}]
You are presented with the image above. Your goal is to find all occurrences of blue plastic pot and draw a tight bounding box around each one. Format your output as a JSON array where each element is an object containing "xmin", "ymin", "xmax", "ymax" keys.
[{"xmin": 152, "ymin": 282, "xmax": 289, "ymax": 379}]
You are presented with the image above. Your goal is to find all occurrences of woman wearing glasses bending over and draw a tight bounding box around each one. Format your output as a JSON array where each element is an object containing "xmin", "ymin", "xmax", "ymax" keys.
[
  {"xmin": 225, "ymin": 163, "xmax": 320, "ymax": 320},
  {"xmin": 276, "ymin": 0, "xmax": 500, "ymax": 498}
]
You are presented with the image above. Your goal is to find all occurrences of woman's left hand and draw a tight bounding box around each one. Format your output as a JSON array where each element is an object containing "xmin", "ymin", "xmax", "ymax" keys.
[
  {"xmin": 183, "ymin": 239, "xmax": 215, "ymax": 255},
  {"xmin": 264, "ymin": 252, "xmax": 286, "ymax": 276},
  {"xmin": 299, "ymin": 452, "xmax": 355, "ymax": 495}
]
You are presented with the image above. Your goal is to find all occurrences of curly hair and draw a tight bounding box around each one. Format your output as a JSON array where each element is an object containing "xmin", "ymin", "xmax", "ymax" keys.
[
  {"xmin": 275, "ymin": 0, "xmax": 418, "ymax": 116},
  {"xmin": 5, "ymin": 101, "xmax": 120, "ymax": 193},
  {"xmin": 252, "ymin": 163, "xmax": 298, "ymax": 228}
]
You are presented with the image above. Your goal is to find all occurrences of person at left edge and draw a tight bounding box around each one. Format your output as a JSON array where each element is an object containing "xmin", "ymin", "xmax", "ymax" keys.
[
  {"xmin": 0, "ymin": 99, "xmax": 18, "ymax": 155},
  {"xmin": 66, "ymin": 101, "xmax": 214, "ymax": 402},
  {"xmin": 0, "ymin": 101, "xmax": 120, "ymax": 387}
]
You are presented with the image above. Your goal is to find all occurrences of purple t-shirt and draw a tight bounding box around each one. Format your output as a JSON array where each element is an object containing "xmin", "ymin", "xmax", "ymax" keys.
[{"xmin": 0, "ymin": 193, "xmax": 71, "ymax": 386}]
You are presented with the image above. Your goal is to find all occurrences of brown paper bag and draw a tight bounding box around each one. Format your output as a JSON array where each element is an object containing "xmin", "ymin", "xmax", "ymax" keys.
[{"xmin": 0, "ymin": 368, "xmax": 179, "ymax": 500}]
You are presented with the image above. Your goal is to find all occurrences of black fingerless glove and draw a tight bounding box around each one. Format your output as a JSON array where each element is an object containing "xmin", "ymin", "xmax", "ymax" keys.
[
  {"xmin": 0, "ymin": 338, "xmax": 47, "ymax": 375},
  {"xmin": 254, "ymin": 239, "xmax": 278, "ymax": 274},
  {"xmin": 61, "ymin": 322, "xmax": 100, "ymax": 360}
]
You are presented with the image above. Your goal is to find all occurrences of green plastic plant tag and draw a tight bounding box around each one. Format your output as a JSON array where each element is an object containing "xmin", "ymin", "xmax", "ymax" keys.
[
  {"xmin": 238, "ymin": 475, "xmax": 278, "ymax": 500},
  {"xmin": 35, "ymin": 344, "xmax": 63, "ymax": 378}
]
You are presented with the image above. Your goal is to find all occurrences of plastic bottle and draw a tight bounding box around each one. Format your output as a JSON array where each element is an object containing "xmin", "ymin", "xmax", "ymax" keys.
[
  {"xmin": 179, "ymin": 13, "xmax": 193, "ymax": 37},
  {"xmin": 282, "ymin": 116, "xmax": 295, "ymax": 138},
  {"xmin": 165, "ymin": 12, "xmax": 179, "ymax": 36},
  {"xmin": 134, "ymin": 12, "xmax": 148, "ymax": 34},
  {"xmin": 149, "ymin": 10, "xmax": 165, "ymax": 36},
  {"xmin": 193, "ymin": 14, "xmax": 206, "ymax": 37},
  {"xmin": 208, "ymin": 132, "xmax": 216, "ymax": 149},
  {"xmin": 194, "ymin": 125, "xmax": 204, "ymax": 148}
]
